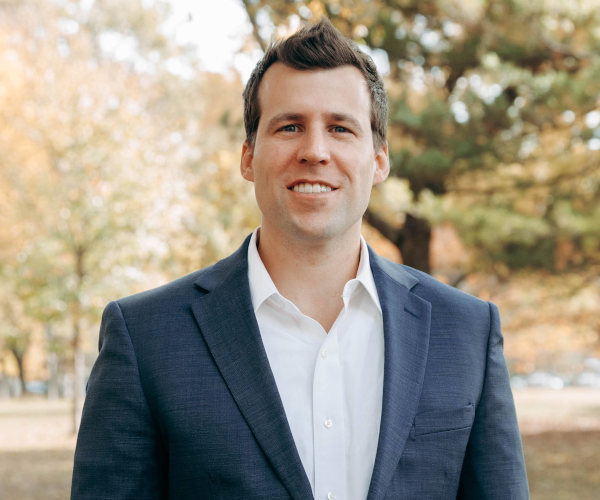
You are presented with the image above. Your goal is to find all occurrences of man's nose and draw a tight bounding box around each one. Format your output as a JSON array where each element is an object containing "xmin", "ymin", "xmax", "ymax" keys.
[{"xmin": 296, "ymin": 128, "xmax": 330, "ymax": 165}]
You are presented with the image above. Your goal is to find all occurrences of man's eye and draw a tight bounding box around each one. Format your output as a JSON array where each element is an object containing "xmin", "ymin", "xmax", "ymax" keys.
[
  {"xmin": 333, "ymin": 126, "xmax": 348, "ymax": 133},
  {"xmin": 281, "ymin": 125, "xmax": 297, "ymax": 132}
]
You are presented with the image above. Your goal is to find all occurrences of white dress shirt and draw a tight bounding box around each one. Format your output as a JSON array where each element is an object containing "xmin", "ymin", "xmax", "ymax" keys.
[{"xmin": 247, "ymin": 228, "xmax": 385, "ymax": 500}]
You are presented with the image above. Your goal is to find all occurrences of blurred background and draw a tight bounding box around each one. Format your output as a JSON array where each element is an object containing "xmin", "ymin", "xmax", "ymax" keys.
[{"xmin": 0, "ymin": 0, "xmax": 599, "ymax": 498}]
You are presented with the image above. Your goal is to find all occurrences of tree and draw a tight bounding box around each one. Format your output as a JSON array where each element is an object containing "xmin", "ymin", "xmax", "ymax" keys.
[
  {"xmin": 0, "ymin": 0, "xmax": 181, "ymax": 432},
  {"xmin": 0, "ymin": 0, "xmax": 261, "ymax": 432},
  {"xmin": 240, "ymin": 0, "xmax": 600, "ymax": 278},
  {"xmin": 0, "ymin": 296, "xmax": 32, "ymax": 394},
  {"xmin": 158, "ymin": 71, "xmax": 261, "ymax": 280}
]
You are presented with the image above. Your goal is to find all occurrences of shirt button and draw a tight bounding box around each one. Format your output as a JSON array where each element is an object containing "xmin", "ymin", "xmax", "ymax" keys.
[
  {"xmin": 321, "ymin": 349, "xmax": 328, "ymax": 358},
  {"xmin": 327, "ymin": 493, "xmax": 335, "ymax": 500},
  {"xmin": 324, "ymin": 419, "xmax": 333, "ymax": 428}
]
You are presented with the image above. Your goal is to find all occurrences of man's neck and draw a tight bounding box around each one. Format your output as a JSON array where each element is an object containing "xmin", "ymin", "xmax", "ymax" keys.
[{"xmin": 257, "ymin": 222, "xmax": 362, "ymax": 332}]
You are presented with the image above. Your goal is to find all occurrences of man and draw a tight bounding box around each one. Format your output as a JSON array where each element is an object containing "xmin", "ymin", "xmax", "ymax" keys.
[{"xmin": 71, "ymin": 17, "xmax": 529, "ymax": 500}]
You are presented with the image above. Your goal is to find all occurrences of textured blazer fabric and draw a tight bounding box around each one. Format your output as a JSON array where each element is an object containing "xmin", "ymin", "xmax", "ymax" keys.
[{"xmin": 71, "ymin": 234, "xmax": 529, "ymax": 500}]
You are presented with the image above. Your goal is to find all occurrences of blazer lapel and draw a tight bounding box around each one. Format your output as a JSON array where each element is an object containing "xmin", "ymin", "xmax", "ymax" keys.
[
  {"xmin": 366, "ymin": 249, "xmax": 432, "ymax": 500},
  {"xmin": 191, "ymin": 237, "xmax": 313, "ymax": 500}
]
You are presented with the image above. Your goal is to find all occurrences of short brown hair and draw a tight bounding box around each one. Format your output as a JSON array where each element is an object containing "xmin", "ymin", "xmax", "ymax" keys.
[{"xmin": 242, "ymin": 17, "xmax": 388, "ymax": 153}]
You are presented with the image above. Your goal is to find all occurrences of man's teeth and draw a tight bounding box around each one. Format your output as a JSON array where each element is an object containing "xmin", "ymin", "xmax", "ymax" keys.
[{"xmin": 292, "ymin": 183, "xmax": 333, "ymax": 193}]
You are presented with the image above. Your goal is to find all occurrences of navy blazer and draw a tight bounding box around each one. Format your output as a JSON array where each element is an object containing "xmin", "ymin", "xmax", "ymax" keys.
[{"xmin": 71, "ymin": 235, "xmax": 529, "ymax": 499}]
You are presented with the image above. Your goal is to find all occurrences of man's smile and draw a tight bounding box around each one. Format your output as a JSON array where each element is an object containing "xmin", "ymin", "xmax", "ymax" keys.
[{"xmin": 287, "ymin": 180, "xmax": 338, "ymax": 193}]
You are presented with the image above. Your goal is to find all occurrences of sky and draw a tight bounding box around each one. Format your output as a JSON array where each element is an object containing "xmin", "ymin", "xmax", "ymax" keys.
[
  {"xmin": 165, "ymin": 0, "xmax": 390, "ymax": 82},
  {"xmin": 166, "ymin": 0, "xmax": 262, "ymax": 82}
]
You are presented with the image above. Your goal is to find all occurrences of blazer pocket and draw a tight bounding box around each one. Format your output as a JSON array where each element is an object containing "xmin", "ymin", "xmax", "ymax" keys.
[{"xmin": 414, "ymin": 403, "xmax": 475, "ymax": 436}]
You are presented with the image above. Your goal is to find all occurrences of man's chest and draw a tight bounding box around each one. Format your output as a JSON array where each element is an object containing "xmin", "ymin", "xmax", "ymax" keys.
[{"xmin": 256, "ymin": 293, "xmax": 384, "ymax": 500}]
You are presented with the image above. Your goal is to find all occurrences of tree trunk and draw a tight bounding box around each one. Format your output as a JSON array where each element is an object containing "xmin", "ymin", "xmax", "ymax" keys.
[
  {"xmin": 46, "ymin": 323, "xmax": 59, "ymax": 399},
  {"xmin": 71, "ymin": 317, "xmax": 82, "ymax": 435},
  {"xmin": 363, "ymin": 209, "xmax": 432, "ymax": 274},
  {"xmin": 71, "ymin": 243, "xmax": 87, "ymax": 435},
  {"xmin": 398, "ymin": 214, "xmax": 431, "ymax": 274},
  {"xmin": 8, "ymin": 347, "xmax": 27, "ymax": 396}
]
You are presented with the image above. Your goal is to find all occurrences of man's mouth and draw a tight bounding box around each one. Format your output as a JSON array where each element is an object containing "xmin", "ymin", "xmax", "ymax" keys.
[{"xmin": 288, "ymin": 182, "xmax": 336, "ymax": 193}]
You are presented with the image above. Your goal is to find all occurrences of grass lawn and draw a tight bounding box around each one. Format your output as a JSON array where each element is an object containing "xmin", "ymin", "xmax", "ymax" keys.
[
  {"xmin": 523, "ymin": 430, "xmax": 600, "ymax": 500},
  {"xmin": 514, "ymin": 388, "xmax": 600, "ymax": 500},
  {"xmin": 0, "ymin": 389, "xmax": 599, "ymax": 499}
]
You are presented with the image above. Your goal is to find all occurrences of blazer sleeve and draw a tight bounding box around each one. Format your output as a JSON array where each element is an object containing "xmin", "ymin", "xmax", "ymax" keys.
[
  {"xmin": 71, "ymin": 301, "xmax": 168, "ymax": 500},
  {"xmin": 456, "ymin": 301, "xmax": 529, "ymax": 500}
]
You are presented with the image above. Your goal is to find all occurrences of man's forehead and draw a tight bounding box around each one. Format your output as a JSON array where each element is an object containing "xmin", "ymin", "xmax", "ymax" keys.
[{"xmin": 257, "ymin": 63, "xmax": 371, "ymax": 115}]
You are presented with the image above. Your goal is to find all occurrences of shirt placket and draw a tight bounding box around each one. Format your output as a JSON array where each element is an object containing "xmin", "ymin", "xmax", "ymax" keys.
[{"xmin": 313, "ymin": 321, "xmax": 347, "ymax": 500}]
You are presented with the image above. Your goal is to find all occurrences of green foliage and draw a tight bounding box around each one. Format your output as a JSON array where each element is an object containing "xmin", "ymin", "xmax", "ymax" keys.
[{"xmin": 242, "ymin": 0, "xmax": 600, "ymax": 272}]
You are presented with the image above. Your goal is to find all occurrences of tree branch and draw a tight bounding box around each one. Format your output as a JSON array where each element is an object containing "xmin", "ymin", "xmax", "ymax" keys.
[
  {"xmin": 448, "ymin": 161, "xmax": 600, "ymax": 196},
  {"xmin": 536, "ymin": 29, "xmax": 596, "ymax": 61},
  {"xmin": 241, "ymin": 0, "xmax": 268, "ymax": 52}
]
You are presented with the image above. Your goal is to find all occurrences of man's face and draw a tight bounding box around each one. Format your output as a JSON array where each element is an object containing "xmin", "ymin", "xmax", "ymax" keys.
[{"xmin": 241, "ymin": 63, "xmax": 389, "ymax": 243}]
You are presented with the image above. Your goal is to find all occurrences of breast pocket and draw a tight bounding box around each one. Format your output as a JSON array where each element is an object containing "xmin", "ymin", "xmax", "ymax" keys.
[{"xmin": 413, "ymin": 403, "xmax": 475, "ymax": 436}]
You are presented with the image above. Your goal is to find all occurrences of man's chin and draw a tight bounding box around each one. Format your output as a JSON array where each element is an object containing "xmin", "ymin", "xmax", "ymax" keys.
[{"xmin": 281, "ymin": 216, "xmax": 352, "ymax": 243}]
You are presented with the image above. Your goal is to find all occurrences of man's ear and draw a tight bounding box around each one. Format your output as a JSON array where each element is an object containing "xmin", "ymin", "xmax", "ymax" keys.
[
  {"xmin": 240, "ymin": 141, "xmax": 255, "ymax": 182},
  {"xmin": 372, "ymin": 143, "xmax": 390, "ymax": 186}
]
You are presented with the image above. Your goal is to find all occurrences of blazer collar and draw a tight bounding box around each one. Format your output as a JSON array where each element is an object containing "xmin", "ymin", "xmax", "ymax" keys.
[
  {"xmin": 192, "ymin": 234, "xmax": 313, "ymax": 500},
  {"xmin": 192, "ymin": 235, "xmax": 431, "ymax": 500}
]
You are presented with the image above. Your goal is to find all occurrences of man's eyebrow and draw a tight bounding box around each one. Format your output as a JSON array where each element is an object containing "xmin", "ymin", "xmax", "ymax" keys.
[{"xmin": 266, "ymin": 113, "xmax": 305, "ymax": 131}]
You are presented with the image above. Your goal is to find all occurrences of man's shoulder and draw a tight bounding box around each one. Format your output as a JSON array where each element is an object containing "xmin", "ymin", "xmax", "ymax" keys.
[
  {"xmin": 378, "ymin": 257, "xmax": 489, "ymax": 315},
  {"xmin": 115, "ymin": 267, "xmax": 206, "ymax": 313}
]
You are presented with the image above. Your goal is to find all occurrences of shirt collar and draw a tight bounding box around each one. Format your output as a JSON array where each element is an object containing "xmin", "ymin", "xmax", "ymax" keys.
[
  {"xmin": 247, "ymin": 227, "xmax": 382, "ymax": 314},
  {"xmin": 247, "ymin": 227, "xmax": 280, "ymax": 312},
  {"xmin": 354, "ymin": 234, "xmax": 382, "ymax": 313}
]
